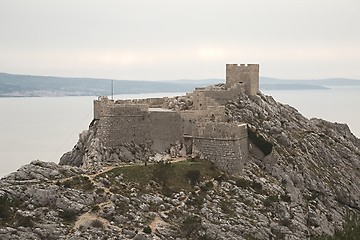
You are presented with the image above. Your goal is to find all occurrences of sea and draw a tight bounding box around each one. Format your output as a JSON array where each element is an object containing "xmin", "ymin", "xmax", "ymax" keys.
[{"xmin": 0, "ymin": 87, "xmax": 359, "ymax": 178}]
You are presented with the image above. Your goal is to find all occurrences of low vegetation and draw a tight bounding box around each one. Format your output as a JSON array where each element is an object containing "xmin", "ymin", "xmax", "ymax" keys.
[
  {"xmin": 311, "ymin": 214, "xmax": 360, "ymax": 240},
  {"xmin": 59, "ymin": 175, "xmax": 94, "ymax": 191},
  {"xmin": 97, "ymin": 159, "xmax": 222, "ymax": 194},
  {"xmin": 0, "ymin": 194, "xmax": 21, "ymax": 226}
]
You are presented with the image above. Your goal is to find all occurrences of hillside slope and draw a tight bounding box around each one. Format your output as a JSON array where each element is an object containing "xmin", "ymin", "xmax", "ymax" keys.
[{"xmin": 1, "ymin": 92, "xmax": 360, "ymax": 239}]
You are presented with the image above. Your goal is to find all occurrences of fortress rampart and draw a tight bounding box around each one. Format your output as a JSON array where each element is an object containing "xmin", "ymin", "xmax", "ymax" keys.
[
  {"xmin": 190, "ymin": 123, "xmax": 248, "ymax": 175},
  {"xmin": 93, "ymin": 64, "xmax": 259, "ymax": 175}
]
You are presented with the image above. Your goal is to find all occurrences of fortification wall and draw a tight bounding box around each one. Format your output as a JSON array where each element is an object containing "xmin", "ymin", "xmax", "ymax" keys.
[
  {"xmin": 92, "ymin": 63, "xmax": 256, "ymax": 175},
  {"xmin": 94, "ymin": 97, "xmax": 185, "ymax": 151},
  {"xmin": 226, "ymin": 64, "xmax": 259, "ymax": 95},
  {"xmin": 192, "ymin": 84, "xmax": 245, "ymax": 109},
  {"xmin": 149, "ymin": 111, "xmax": 183, "ymax": 152},
  {"xmin": 191, "ymin": 90, "xmax": 218, "ymax": 110},
  {"xmin": 96, "ymin": 114, "xmax": 151, "ymax": 148},
  {"xmin": 94, "ymin": 98, "xmax": 148, "ymax": 119},
  {"xmin": 179, "ymin": 107, "xmax": 226, "ymax": 136},
  {"xmin": 192, "ymin": 123, "xmax": 248, "ymax": 175},
  {"xmin": 204, "ymin": 83, "xmax": 245, "ymax": 104},
  {"xmin": 94, "ymin": 97, "xmax": 109, "ymax": 119},
  {"xmin": 115, "ymin": 98, "xmax": 166, "ymax": 108},
  {"xmin": 94, "ymin": 98, "xmax": 152, "ymax": 148}
]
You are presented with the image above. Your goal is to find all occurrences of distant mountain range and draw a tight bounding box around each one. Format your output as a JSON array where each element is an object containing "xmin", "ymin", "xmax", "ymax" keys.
[
  {"xmin": 260, "ymin": 77, "xmax": 360, "ymax": 90},
  {"xmin": 0, "ymin": 72, "xmax": 359, "ymax": 97}
]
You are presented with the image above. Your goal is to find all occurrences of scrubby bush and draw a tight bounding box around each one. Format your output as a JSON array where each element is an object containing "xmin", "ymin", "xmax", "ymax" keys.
[
  {"xmin": 220, "ymin": 200, "xmax": 235, "ymax": 216},
  {"xmin": 251, "ymin": 181, "xmax": 263, "ymax": 193},
  {"xmin": 143, "ymin": 225, "xmax": 152, "ymax": 234},
  {"xmin": 263, "ymin": 195, "xmax": 279, "ymax": 207},
  {"xmin": 235, "ymin": 178, "xmax": 252, "ymax": 189},
  {"xmin": 91, "ymin": 219, "xmax": 104, "ymax": 228},
  {"xmin": 186, "ymin": 193, "xmax": 204, "ymax": 207},
  {"xmin": 59, "ymin": 209, "xmax": 78, "ymax": 223},
  {"xmin": 185, "ymin": 170, "xmax": 201, "ymax": 186},
  {"xmin": 200, "ymin": 181, "xmax": 214, "ymax": 192},
  {"xmin": 181, "ymin": 215, "xmax": 202, "ymax": 238},
  {"xmin": 92, "ymin": 205, "xmax": 100, "ymax": 212},
  {"xmin": 280, "ymin": 194, "xmax": 291, "ymax": 202},
  {"xmin": 62, "ymin": 175, "xmax": 94, "ymax": 191},
  {"xmin": 15, "ymin": 215, "xmax": 34, "ymax": 228},
  {"xmin": 152, "ymin": 161, "xmax": 174, "ymax": 186},
  {"xmin": 0, "ymin": 194, "xmax": 12, "ymax": 221}
]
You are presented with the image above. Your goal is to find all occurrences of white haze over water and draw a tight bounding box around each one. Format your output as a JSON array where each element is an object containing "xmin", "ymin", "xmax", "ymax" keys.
[{"xmin": 0, "ymin": 88, "xmax": 359, "ymax": 178}]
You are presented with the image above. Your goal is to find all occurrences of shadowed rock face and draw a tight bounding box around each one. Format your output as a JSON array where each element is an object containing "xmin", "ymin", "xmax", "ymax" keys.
[{"xmin": 1, "ymin": 92, "xmax": 360, "ymax": 239}]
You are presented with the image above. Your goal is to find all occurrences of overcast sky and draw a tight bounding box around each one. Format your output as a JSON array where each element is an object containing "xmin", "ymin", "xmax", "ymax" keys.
[{"xmin": 0, "ymin": 0, "xmax": 359, "ymax": 80}]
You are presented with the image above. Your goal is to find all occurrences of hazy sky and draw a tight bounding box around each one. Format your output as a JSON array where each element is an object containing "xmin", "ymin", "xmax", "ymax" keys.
[{"xmin": 1, "ymin": 0, "xmax": 359, "ymax": 80}]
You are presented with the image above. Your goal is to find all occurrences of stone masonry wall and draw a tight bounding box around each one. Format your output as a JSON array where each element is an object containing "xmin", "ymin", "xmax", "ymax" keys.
[
  {"xmin": 96, "ymin": 112, "xmax": 151, "ymax": 148},
  {"xmin": 115, "ymin": 98, "xmax": 166, "ymax": 108},
  {"xmin": 179, "ymin": 107, "xmax": 226, "ymax": 136},
  {"xmin": 192, "ymin": 123, "xmax": 248, "ymax": 175},
  {"xmin": 94, "ymin": 98, "xmax": 184, "ymax": 152},
  {"xmin": 226, "ymin": 64, "xmax": 259, "ymax": 95},
  {"xmin": 193, "ymin": 138, "xmax": 247, "ymax": 175},
  {"xmin": 149, "ymin": 111, "xmax": 183, "ymax": 152}
]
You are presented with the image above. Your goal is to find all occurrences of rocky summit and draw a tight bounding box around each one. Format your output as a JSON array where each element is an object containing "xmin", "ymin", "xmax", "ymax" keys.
[{"xmin": 1, "ymin": 92, "xmax": 360, "ymax": 239}]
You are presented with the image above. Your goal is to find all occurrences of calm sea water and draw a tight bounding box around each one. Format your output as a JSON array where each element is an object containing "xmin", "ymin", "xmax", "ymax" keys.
[
  {"xmin": 0, "ymin": 88, "xmax": 359, "ymax": 178},
  {"xmin": 0, "ymin": 93, "xmax": 184, "ymax": 177}
]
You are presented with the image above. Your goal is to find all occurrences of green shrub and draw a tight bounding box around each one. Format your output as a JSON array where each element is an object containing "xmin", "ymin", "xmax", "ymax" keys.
[
  {"xmin": 115, "ymin": 201, "xmax": 129, "ymax": 215},
  {"xmin": 59, "ymin": 209, "xmax": 78, "ymax": 223},
  {"xmin": 200, "ymin": 181, "xmax": 214, "ymax": 192},
  {"xmin": 186, "ymin": 193, "xmax": 204, "ymax": 207},
  {"xmin": 235, "ymin": 178, "xmax": 252, "ymax": 189},
  {"xmin": 251, "ymin": 181, "xmax": 263, "ymax": 193},
  {"xmin": 181, "ymin": 215, "xmax": 202, "ymax": 238},
  {"xmin": 95, "ymin": 188, "xmax": 105, "ymax": 194},
  {"xmin": 62, "ymin": 175, "xmax": 94, "ymax": 191},
  {"xmin": 91, "ymin": 219, "xmax": 104, "ymax": 228},
  {"xmin": 280, "ymin": 194, "xmax": 291, "ymax": 202},
  {"xmin": 263, "ymin": 195, "xmax": 279, "ymax": 207},
  {"xmin": 248, "ymin": 127, "xmax": 273, "ymax": 155},
  {"xmin": 152, "ymin": 161, "xmax": 174, "ymax": 186},
  {"xmin": 185, "ymin": 170, "xmax": 201, "ymax": 186},
  {"xmin": 220, "ymin": 200, "xmax": 235, "ymax": 216},
  {"xmin": 0, "ymin": 195, "xmax": 12, "ymax": 221},
  {"xmin": 92, "ymin": 205, "xmax": 100, "ymax": 212},
  {"xmin": 279, "ymin": 218, "xmax": 292, "ymax": 227},
  {"xmin": 143, "ymin": 225, "xmax": 152, "ymax": 234},
  {"xmin": 15, "ymin": 215, "xmax": 34, "ymax": 228},
  {"xmin": 0, "ymin": 194, "xmax": 22, "ymax": 225}
]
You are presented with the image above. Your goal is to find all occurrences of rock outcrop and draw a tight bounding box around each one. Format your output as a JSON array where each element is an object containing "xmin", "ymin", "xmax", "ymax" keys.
[{"xmin": 1, "ymin": 92, "xmax": 360, "ymax": 239}]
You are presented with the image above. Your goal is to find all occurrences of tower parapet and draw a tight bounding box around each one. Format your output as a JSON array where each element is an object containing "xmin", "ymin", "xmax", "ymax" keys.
[{"xmin": 226, "ymin": 64, "xmax": 259, "ymax": 95}]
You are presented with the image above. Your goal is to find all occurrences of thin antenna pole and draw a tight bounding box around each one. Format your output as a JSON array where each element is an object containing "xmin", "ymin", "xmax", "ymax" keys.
[{"xmin": 111, "ymin": 80, "xmax": 114, "ymax": 100}]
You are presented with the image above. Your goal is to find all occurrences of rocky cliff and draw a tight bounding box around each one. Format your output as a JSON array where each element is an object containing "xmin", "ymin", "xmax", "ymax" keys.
[{"xmin": 1, "ymin": 92, "xmax": 360, "ymax": 239}]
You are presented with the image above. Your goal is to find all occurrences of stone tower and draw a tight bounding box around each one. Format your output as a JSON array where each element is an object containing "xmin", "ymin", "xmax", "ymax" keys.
[{"xmin": 226, "ymin": 64, "xmax": 259, "ymax": 95}]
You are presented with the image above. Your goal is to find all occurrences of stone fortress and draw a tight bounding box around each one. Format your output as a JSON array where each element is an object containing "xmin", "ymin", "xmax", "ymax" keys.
[{"xmin": 94, "ymin": 64, "xmax": 260, "ymax": 175}]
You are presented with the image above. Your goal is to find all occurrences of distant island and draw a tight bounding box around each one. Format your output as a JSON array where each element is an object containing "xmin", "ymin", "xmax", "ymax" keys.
[{"xmin": 0, "ymin": 72, "xmax": 360, "ymax": 97}]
